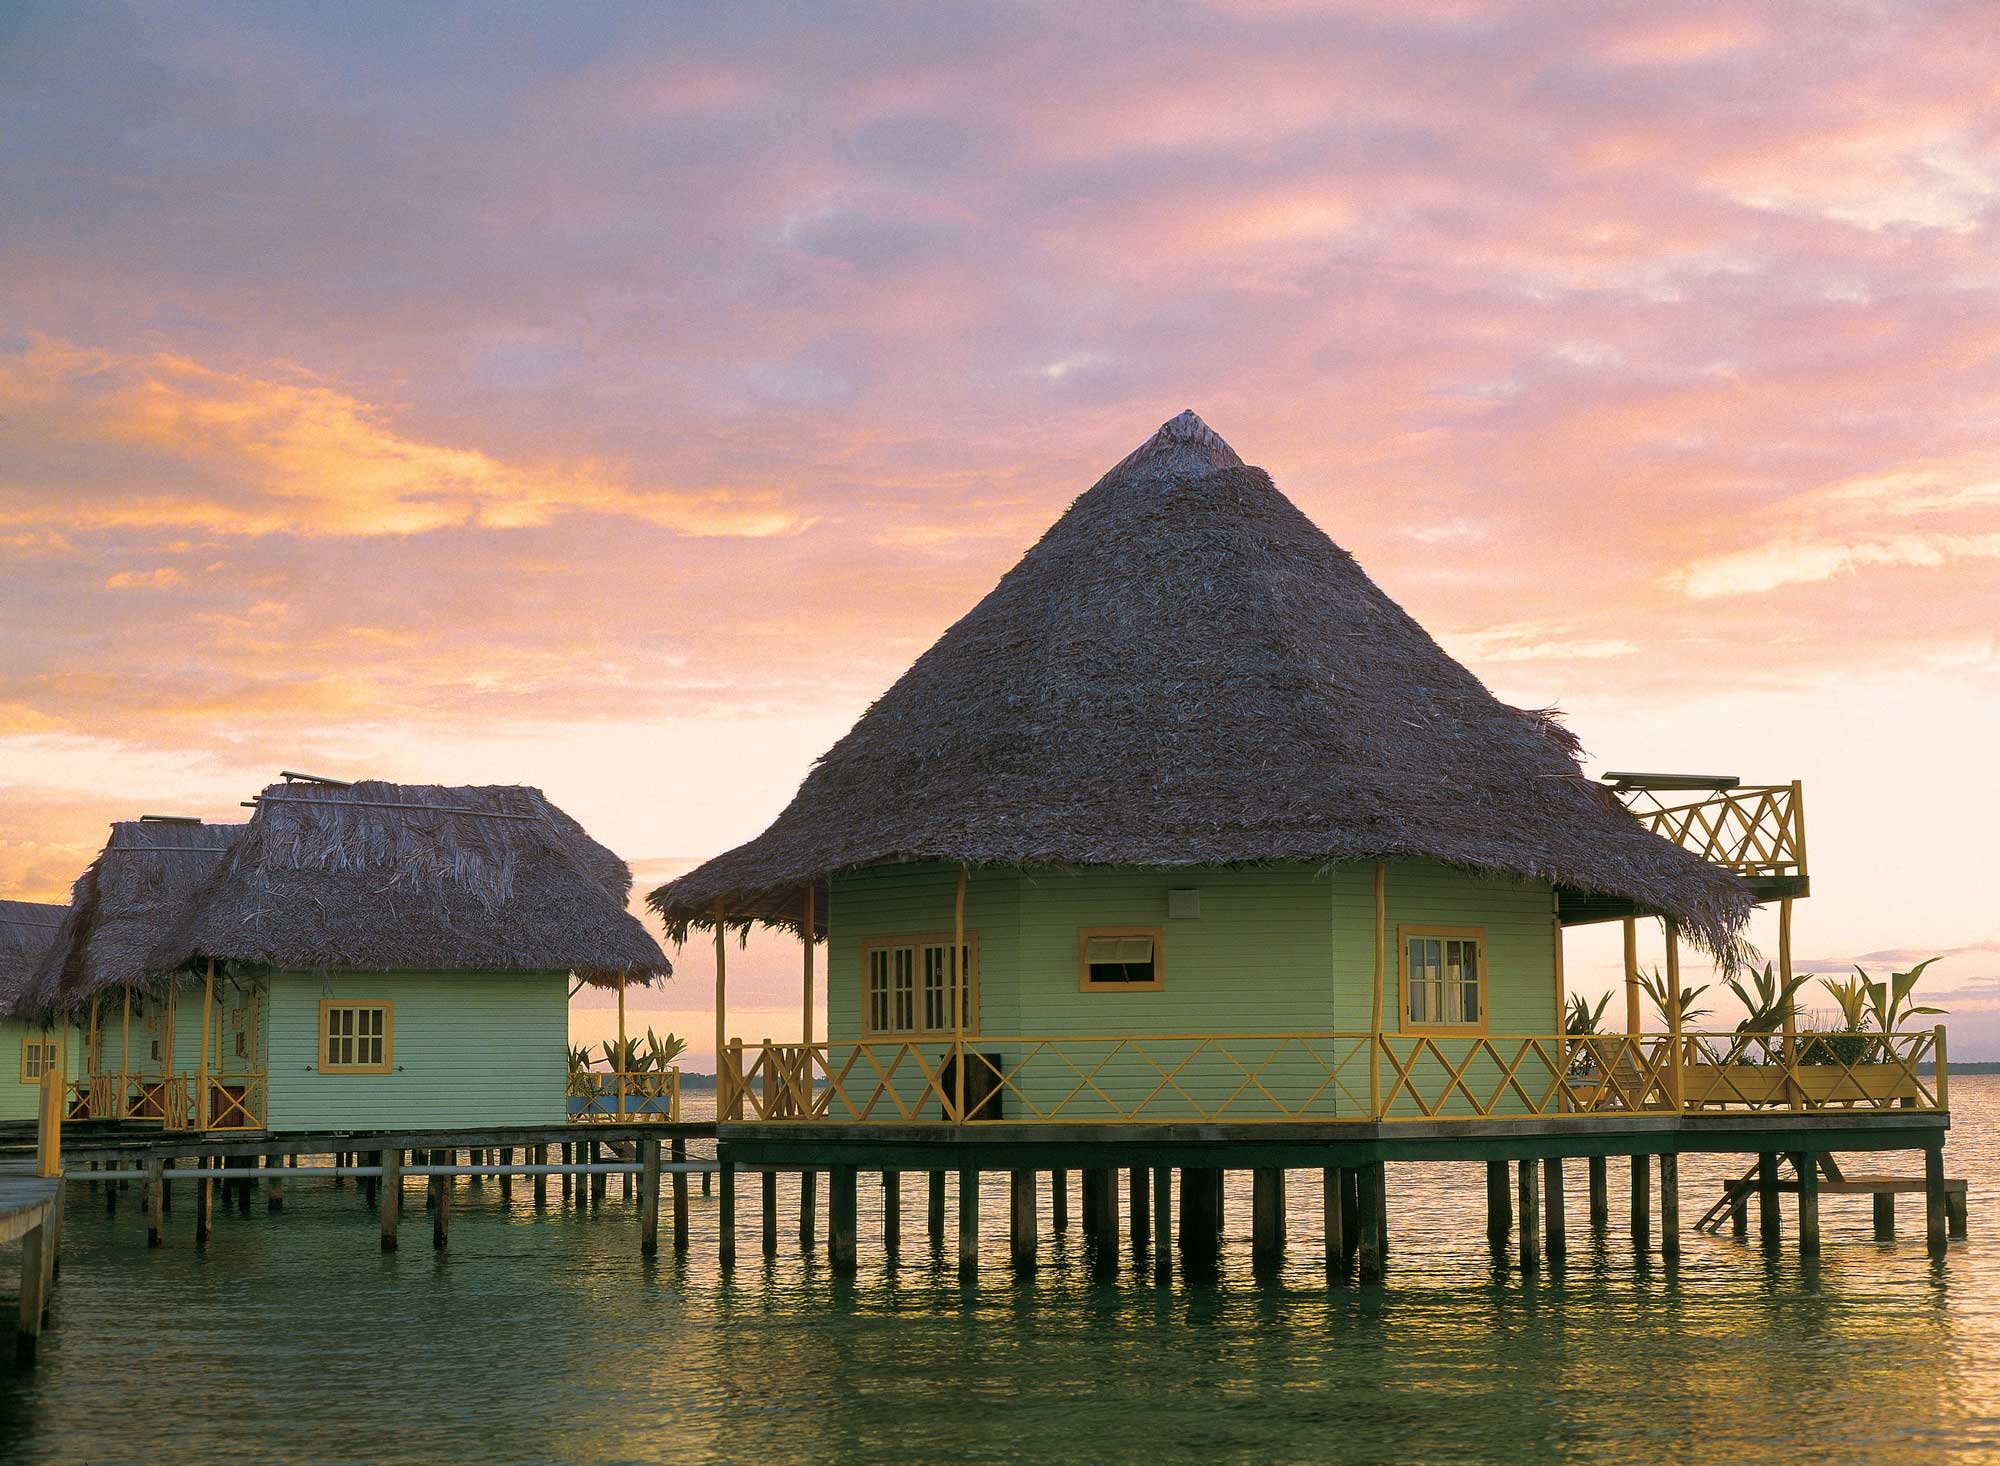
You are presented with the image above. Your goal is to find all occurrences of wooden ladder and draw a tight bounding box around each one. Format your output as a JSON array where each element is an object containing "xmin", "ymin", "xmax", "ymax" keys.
[{"xmin": 1695, "ymin": 1153, "xmax": 1844, "ymax": 1233}]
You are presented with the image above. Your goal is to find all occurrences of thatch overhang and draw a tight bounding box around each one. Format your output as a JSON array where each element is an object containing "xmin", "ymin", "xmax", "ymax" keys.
[
  {"xmin": 148, "ymin": 781, "xmax": 672, "ymax": 985},
  {"xmin": 13, "ymin": 821, "xmax": 244, "ymax": 1024},
  {"xmin": 650, "ymin": 410, "xmax": 1754, "ymax": 958},
  {"xmin": 0, "ymin": 899, "xmax": 68, "ymax": 1022}
]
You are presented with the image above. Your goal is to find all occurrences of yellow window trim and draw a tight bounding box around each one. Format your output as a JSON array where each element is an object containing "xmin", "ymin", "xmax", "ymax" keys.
[
  {"xmin": 1078, "ymin": 926, "xmax": 1165, "ymax": 992},
  {"xmin": 318, "ymin": 999, "xmax": 394, "ymax": 1075},
  {"xmin": 19, "ymin": 1036, "xmax": 58, "ymax": 1084},
  {"xmin": 860, "ymin": 932, "xmax": 980, "ymax": 1038},
  {"xmin": 1397, "ymin": 924, "xmax": 1489, "ymax": 1035}
]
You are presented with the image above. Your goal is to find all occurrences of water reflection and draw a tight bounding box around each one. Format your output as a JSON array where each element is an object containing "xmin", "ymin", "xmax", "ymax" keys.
[{"xmin": 1, "ymin": 1083, "xmax": 1996, "ymax": 1463}]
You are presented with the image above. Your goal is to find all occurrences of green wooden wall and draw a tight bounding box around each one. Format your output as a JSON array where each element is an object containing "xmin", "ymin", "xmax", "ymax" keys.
[
  {"xmin": 825, "ymin": 859, "xmax": 1559, "ymax": 1120},
  {"xmin": 0, "ymin": 1019, "xmax": 82, "ymax": 1123},
  {"xmin": 261, "ymin": 969, "xmax": 569, "ymax": 1132}
]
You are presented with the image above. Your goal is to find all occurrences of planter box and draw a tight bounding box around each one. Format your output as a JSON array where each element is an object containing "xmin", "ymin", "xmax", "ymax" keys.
[{"xmin": 1682, "ymin": 1062, "xmax": 1925, "ymax": 1108}]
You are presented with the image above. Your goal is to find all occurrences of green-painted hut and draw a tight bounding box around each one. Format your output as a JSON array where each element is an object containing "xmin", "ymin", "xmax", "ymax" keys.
[
  {"xmin": 0, "ymin": 900, "xmax": 73, "ymax": 1124},
  {"xmin": 651, "ymin": 411, "xmax": 1752, "ymax": 1123},
  {"xmin": 19, "ymin": 818, "xmax": 245, "ymax": 1124},
  {"xmin": 146, "ymin": 778, "xmax": 672, "ymax": 1132}
]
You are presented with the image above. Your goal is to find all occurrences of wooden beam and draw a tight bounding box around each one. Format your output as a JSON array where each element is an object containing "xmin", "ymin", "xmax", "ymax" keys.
[
  {"xmin": 881, "ymin": 1171, "xmax": 900, "ymax": 1261},
  {"xmin": 671, "ymin": 1136, "xmax": 689, "ymax": 1252},
  {"xmin": 1659, "ymin": 1153, "xmax": 1680, "ymax": 1259},
  {"xmin": 713, "ymin": 911, "xmax": 728, "ymax": 1120},
  {"xmin": 1252, "ymin": 1167, "xmax": 1285, "ymax": 1269},
  {"xmin": 803, "ymin": 882, "xmax": 815, "ymax": 1047},
  {"xmin": 1486, "ymin": 1160, "xmax": 1510, "ymax": 1251},
  {"xmin": 15, "ymin": 1214, "xmax": 49, "ymax": 1364},
  {"xmin": 1010, "ymin": 1170, "xmax": 1037, "ymax": 1270},
  {"xmin": 1792, "ymin": 1150, "xmax": 1818, "ymax": 1259},
  {"xmin": 719, "ymin": 1162, "xmax": 736, "ymax": 1266},
  {"xmin": 1518, "ymin": 1158, "xmax": 1541, "ymax": 1271},
  {"xmin": 1926, "ymin": 1144, "xmax": 1947, "ymax": 1257},
  {"xmin": 1543, "ymin": 1156, "xmax": 1566, "ymax": 1262},
  {"xmin": 1588, "ymin": 1156, "xmax": 1608, "ymax": 1232},
  {"xmin": 762, "ymin": 1170, "xmax": 779, "ymax": 1256},
  {"xmin": 1622, "ymin": 918, "xmax": 1641, "ymax": 1036},
  {"xmin": 957, "ymin": 1168, "xmax": 979, "ymax": 1278}
]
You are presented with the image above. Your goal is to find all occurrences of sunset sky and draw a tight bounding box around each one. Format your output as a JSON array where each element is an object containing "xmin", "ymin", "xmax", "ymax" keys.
[{"xmin": 3, "ymin": 2, "xmax": 1997, "ymax": 1060}]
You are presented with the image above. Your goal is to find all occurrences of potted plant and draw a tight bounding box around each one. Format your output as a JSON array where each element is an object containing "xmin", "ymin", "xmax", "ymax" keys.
[{"xmin": 1793, "ymin": 959, "xmax": 1945, "ymax": 1105}]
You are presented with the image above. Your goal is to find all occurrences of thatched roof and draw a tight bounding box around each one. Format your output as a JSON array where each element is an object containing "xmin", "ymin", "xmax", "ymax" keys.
[
  {"xmin": 149, "ymin": 781, "xmax": 671, "ymax": 984},
  {"xmin": 0, "ymin": 900, "xmax": 67, "ymax": 1020},
  {"xmin": 650, "ymin": 410, "xmax": 1753, "ymax": 956},
  {"xmin": 13, "ymin": 821, "xmax": 243, "ymax": 1023}
]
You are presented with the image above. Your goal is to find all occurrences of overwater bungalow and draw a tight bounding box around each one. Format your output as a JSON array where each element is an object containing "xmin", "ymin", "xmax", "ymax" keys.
[
  {"xmin": 16, "ymin": 818, "xmax": 243, "ymax": 1126},
  {"xmin": 0, "ymin": 900, "xmax": 73, "ymax": 1125},
  {"xmin": 144, "ymin": 777, "xmax": 672, "ymax": 1132},
  {"xmin": 651, "ymin": 410, "xmax": 1949, "ymax": 1269}
]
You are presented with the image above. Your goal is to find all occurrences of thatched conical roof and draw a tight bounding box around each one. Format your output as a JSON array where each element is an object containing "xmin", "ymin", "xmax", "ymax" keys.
[
  {"xmin": 0, "ymin": 900, "xmax": 68, "ymax": 1020},
  {"xmin": 149, "ymin": 781, "xmax": 671, "ymax": 984},
  {"xmin": 650, "ymin": 410, "xmax": 1753, "ymax": 956},
  {"xmin": 14, "ymin": 821, "xmax": 243, "ymax": 1023}
]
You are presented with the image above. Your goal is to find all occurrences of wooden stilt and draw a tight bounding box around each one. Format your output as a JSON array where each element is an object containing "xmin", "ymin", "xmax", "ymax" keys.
[
  {"xmin": 763, "ymin": 1170, "xmax": 780, "ymax": 1256},
  {"xmin": 719, "ymin": 1162, "xmax": 736, "ymax": 1266},
  {"xmin": 639, "ymin": 1139, "xmax": 661, "ymax": 1257},
  {"xmin": 1588, "ymin": 1156, "xmax": 1608, "ymax": 1233},
  {"xmin": 1010, "ymin": 1170, "xmax": 1038, "ymax": 1270},
  {"xmin": 1092, "ymin": 1168, "xmax": 1119, "ymax": 1273},
  {"xmin": 15, "ymin": 1216, "xmax": 50, "ymax": 1364},
  {"xmin": 1052, "ymin": 1168, "xmax": 1069, "ymax": 1232},
  {"xmin": 799, "ymin": 1169, "xmax": 817, "ymax": 1252},
  {"xmin": 1630, "ymin": 1155, "xmax": 1651, "ymax": 1252},
  {"xmin": 1486, "ymin": 1160, "xmax": 1511, "ymax": 1251},
  {"xmin": 1518, "ymin": 1158, "xmax": 1541, "ymax": 1272},
  {"xmin": 1339, "ymin": 1167, "xmax": 1360, "ymax": 1270},
  {"xmin": 145, "ymin": 1160, "xmax": 164, "ymax": 1248},
  {"xmin": 195, "ymin": 1174, "xmax": 212, "ymax": 1245},
  {"xmin": 829, "ymin": 1165, "xmax": 857, "ymax": 1275},
  {"xmin": 363, "ymin": 1151, "xmax": 378, "ymax": 1210},
  {"xmin": 1129, "ymin": 1165, "xmax": 1149, "ymax": 1251},
  {"xmin": 380, "ymin": 1150, "xmax": 401, "ymax": 1251},
  {"xmin": 498, "ymin": 1146, "xmax": 512, "ymax": 1204},
  {"xmin": 1252, "ymin": 1168, "xmax": 1285, "ymax": 1270},
  {"xmin": 1758, "ymin": 1153, "xmax": 1781, "ymax": 1248},
  {"xmin": 1081, "ymin": 1168, "xmax": 1100, "ymax": 1241},
  {"xmin": 161, "ymin": 1157, "xmax": 172, "ymax": 1215},
  {"xmin": 1324, "ymin": 1167, "xmax": 1347, "ymax": 1273},
  {"xmin": 1792, "ymin": 1151, "xmax": 1818, "ymax": 1259},
  {"xmin": 1926, "ymin": 1145, "xmax": 1947, "ymax": 1257},
  {"xmin": 433, "ymin": 1153, "xmax": 450, "ymax": 1251},
  {"xmin": 1357, "ymin": 1162, "xmax": 1384, "ymax": 1282},
  {"xmin": 882, "ymin": 1172, "xmax": 900, "ymax": 1260},
  {"xmin": 958, "ymin": 1169, "xmax": 979, "ymax": 1278},
  {"xmin": 533, "ymin": 1144, "xmax": 547, "ymax": 1208},
  {"xmin": 1373, "ymin": 1163, "xmax": 1387, "ymax": 1260},
  {"xmin": 1659, "ymin": 1154, "xmax": 1680, "ymax": 1260},
  {"xmin": 268, "ymin": 1154, "xmax": 284, "ymax": 1212},
  {"xmin": 671, "ymin": 1137, "xmax": 689, "ymax": 1253},
  {"xmin": 928, "ymin": 1170, "xmax": 946, "ymax": 1247},
  {"xmin": 561, "ymin": 1143, "xmax": 572, "ymax": 1203},
  {"xmin": 1947, "ymin": 1187, "xmax": 1967, "ymax": 1240},
  {"xmin": 1152, "ymin": 1166, "xmax": 1171, "ymax": 1282},
  {"xmin": 1543, "ymin": 1157, "xmax": 1566, "ymax": 1262},
  {"xmin": 1873, "ymin": 1191, "xmax": 1896, "ymax": 1239}
]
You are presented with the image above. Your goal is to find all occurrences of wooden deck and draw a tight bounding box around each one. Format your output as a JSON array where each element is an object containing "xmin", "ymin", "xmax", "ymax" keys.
[{"xmin": 1, "ymin": 1157, "xmax": 62, "ymax": 1364}]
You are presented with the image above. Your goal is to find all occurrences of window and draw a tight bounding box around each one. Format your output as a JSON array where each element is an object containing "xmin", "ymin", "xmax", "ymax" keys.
[
  {"xmin": 863, "ymin": 935, "xmax": 975, "ymax": 1036},
  {"xmin": 20, "ymin": 1038, "xmax": 58, "ymax": 1083},
  {"xmin": 1079, "ymin": 928, "xmax": 1164, "ymax": 991},
  {"xmin": 1400, "ymin": 926, "xmax": 1486, "ymax": 1031},
  {"xmin": 320, "ymin": 1001, "xmax": 392, "ymax": 1073}
]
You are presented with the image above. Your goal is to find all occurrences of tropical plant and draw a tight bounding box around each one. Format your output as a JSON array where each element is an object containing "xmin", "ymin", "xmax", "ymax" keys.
[
  {"xmin": 1725, "ymin": 961, "xmax": 1813, "ymax": 1035},
  {"xmin": 1819, "ymin": 974, "xmax": 1870, "ymax": 1032},
  {"xmin": 1853, "ymin": 958, "xmax": 1946, "ymax": 1033},
  {"xmin": 1637, "ymin": 965, "xmax": 1710, "ymax": 1029},
  {"xmin": 644, "ymin": 1028, "xmax": 687, "ymax": 1070},
  {"xmin": 1565, "ymin": 991, "xmax": 1612, "ymax": 1036}
]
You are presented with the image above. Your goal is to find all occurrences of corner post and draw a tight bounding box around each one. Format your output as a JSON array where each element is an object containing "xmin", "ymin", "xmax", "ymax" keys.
[
  {"xmin": 713, "ymin": 908, "xmax": 729, "ymax": 1120},
  {"xmin": 1370, "ymin": 861, "xmax": 1387, "ymax": 1118},
  {"xmin": 952, "ymin": 865, "xmax": 967, "ymax": 1123},
  {"xmin": 1662, "ymin": 918, "xmax": 1684, "ymax": 1110},
  {"xmin": 380, "ymin": 1150, "xmax": 401, "ymax": 1250},
  {"xmin": 639, "ymin": 1138, "xmax": 661, "ymax": 1257}
]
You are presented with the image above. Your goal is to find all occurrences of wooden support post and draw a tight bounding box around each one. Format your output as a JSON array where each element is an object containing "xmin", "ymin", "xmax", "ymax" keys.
[
  {"xmin": 145, "ymin": 1161, "xmax": 164, "ymax": 1248},
  {"xmin": 1340, "ymin": 1167, "xmax": 1360, "ymax": 1270},
  {"xmin": 1373, "ymin": 1163, "xmax": 1388, "ymax": 1260},
  {"xmin": 1947, "ymin": 1187, "xmax": 1967, "ymax": 1240},
  {"xmin": 882, "ymin": 1172, "xmax": 900, "ymax": 1260},
  {"xmin": 1758, "ymin": 1153, "xmax": 1781, "ymax": 1248},
  {"xmin": 498, "ymin": 1146, "xmax": 511, "ymax": 1203},
  {"xmin": 1518, "ymin": 1158, "xmax": 1541, "ymax": 1272},
  {"xmin": 1733, "ymin": 1187, "xmax": 1749, "ymax": 1237},
  {"xmin": 1664, "ymin": 918, "xmax": 1685, "ymax": 1110},
  {"xmin": 957, "ymin": 1169, "xmax": 979, "ymax": 1278},
  {"xmin": 560, "ymin": 1143, "xmax": 572, "ymax": 1203},
  {"xmin": 433, "ymin": 1153, "xmax": 451, "ymax": 1252},
  {"xmin": 532, "ymin": 1143, "xmax": 547, "ymax": 1207},
  {"xmin": 1010, "ymin": 1170, "xmax": 1038, "ymax": 1271},
  {"xmin": 1543, "ymin": 1157, "xmax": 1566, "ymax": 1263},
  {"xmin": 639, "ymin": 1138, "xmax": 661, "ymax": 1257},
  {"xmin": 1622, "ymin": 917, "xmax": 1641, "ymax": 1035},
  {"xmin": 1369, "ymin": 861, "xmax": 1386, "ymax": 1117},
  {"xmin": 1152, "ymin": 1166, "xmax": 1171, "ymax": 1282},
  {"xmin": 364, "ymin": 1151, "xmax": 378, "ymax": 1210},
  {"xmin": 1052, "ymin": 1168, "xmax": 1069, "ymax": 1232},
  {"xmin": 1091, "ymin": 1168, "xmax": 1119, "ymax": 1272},
  {"xmin": 719, "ymin": 1162, "xmax": 736, "ymax": 1266},
  {"xmin": 1129, "ymin": 1165, "xmax": 1149, "ymax": 1251},
  {"xmin": 1485, "ymin": 1160, "xmax": 1511, "ymax": 1251},
  {"xmin": 928, "ymin": 1170, "xmax": 946, "ymax": 1247},
  {"xmin": 1357, "ymin": 1162, "xmax": 1384, "ymax": 1282},
  {"xmin": 380, "ymin": 1151, "xmax": 400, "ymax": 1250},
  {"xmin": 1630, "ymin": 1155, "xmax": 1651, "ymax": 1252},
  {"xmin": 800, "ymin": 1169, "xmax": 817, "ymax": 1252},
  {"xmin": 714, "ymin": 908, "xmax": 729, "ymax": 1121},
  {"xmin": 236, "ymin": 1155, "xmax": 253, "ymax": 1216},
  {"xmin": 1792, "ymin": 1151, "xmax": 1818, "ymax": 1259},
  {"xmin": 1873, "ymin": 1191, "xmax": 1896, "ymax": 1240},
  {"xmin": 1324, "ymin": 1167, "xmax": 1347, "ymax": 1273},
  {"xmin": 1588, "ymin": 1156, "xmax": 1608, "ymax": 1233},
  {"xmin": 1081, "ymin": 1168, "xmax": 1099, "ymax": 1241},
  {"xmin": 671, "ymin": 1137, "xmax": 689, "ymax": 1253},
  {"xmin": 104, "ymin": 1161, "xmax": 117, "ymax": 1216},
  {"xmin": 267, "ymin": 1153, "xmax": 284, "ymax": 1212},
  {"xmin": 15, "ymin": 1216, "xmax": 50, "ymax": 1364},
  {"xmin": 1926, "ymin": 1145, "xmax": 1947, "ymax": 1257},
  {"xmin": 195, "ymin": 1173, "xmax": 212, "ymax": 1245},
  {"xmin": 591, "ymin": 1140, "xmax": 607, "ymax": 1206},
  {"xmin": 1659, "ymin": 1154, "xmax": 1680, "ymax": 1260},
  {"xmin": 762, "ymin": 1170, "xmax": 779, "ymax": 1256},
  {"xmin": 830, "ymin": 1165, "xmax": 858, "ymax": 1275},
  {"xmin": 1252, "ymin": 1167, "xmax": 1286, "ymax": 1270}
]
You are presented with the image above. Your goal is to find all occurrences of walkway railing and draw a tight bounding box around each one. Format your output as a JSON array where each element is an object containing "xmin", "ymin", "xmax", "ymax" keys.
[
  {"xmin": 569, "ymin": 1068, "xmax": 681, "ymax": 1123},
  {"xmin": 714, "ymin": 1028, "xmax": 1944, "ymax": 1125}
]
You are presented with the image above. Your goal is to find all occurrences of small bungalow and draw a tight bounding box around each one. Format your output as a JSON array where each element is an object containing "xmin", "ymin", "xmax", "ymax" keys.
[
  {"xmin": 19, "ymin": 818, "xmax": 245, "ymax": 1125},
  {"xmin": 0, "ymin": 900, "xmax": 72, "ymax": 1124},
  {"xmin": 146, "ymin": 777, "xmax": 672, "ymax": 1132},
  {"xmin": 651, "ymin": 410, "xmax": 1756, "ymax": 1123}
]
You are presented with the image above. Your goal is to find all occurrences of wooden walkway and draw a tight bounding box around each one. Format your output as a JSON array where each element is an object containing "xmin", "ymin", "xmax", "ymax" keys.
[{"xmin": 0, "ymin": 1158, "xmax": 62, "ymax": 1364}]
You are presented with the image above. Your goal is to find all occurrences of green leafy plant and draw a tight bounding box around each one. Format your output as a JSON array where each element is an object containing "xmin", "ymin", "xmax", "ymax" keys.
[
  {"xmin": 1637, "ymin": 965, "xmax": 1710, "ymax": 1029},
  {"xmin": 1565, "ymin": 991, "xmax": 1612, "ymax": 1036},
  {"xmin": 1854, "ymin": 958, "xmax": 1946, "ymax": 1033},
  {"xmin": 1725, "ymin": 961, "xmax": 1813, "ymax": 1035},
  {"xmin": 1819, "ymin": 974, "xmax": 1870, "ymax": 1032},
  {"xmin": 1799, "ymin": 1029, "xmax": 1873, "ymax": 1067},
  {"xmin": 644, "ymin": 1028, "xmax": 687, "ymax": 1070}
]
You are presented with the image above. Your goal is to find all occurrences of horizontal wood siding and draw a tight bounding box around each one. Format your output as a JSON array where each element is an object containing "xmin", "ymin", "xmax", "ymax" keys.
[
  {"xmin": 263, "ymin": 969, "xmax": 568, "ymax": 1131},
  {"xmin": 0, "ymin": 1019, "xmax": 83, "ymax": 1122}
]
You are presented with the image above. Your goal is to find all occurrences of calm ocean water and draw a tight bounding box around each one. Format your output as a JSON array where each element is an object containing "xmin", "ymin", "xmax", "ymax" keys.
[{"xmin": 3, "ymin": 1080, "xmax": 1997, "ymax": 1464}]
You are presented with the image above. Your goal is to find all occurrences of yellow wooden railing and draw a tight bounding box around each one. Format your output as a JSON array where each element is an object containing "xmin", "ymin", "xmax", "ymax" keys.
[
  {"xmin": 568, "ymin": 1068, "xmax": 682, "ymax": 1123},
  {"xmin": 1618, "ymin": 781, "xmax": 1806, "ymax": 879},
  {"xmin": 714, "ymin": 1027, "xmax": 1944, "ymax": 1125}
]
